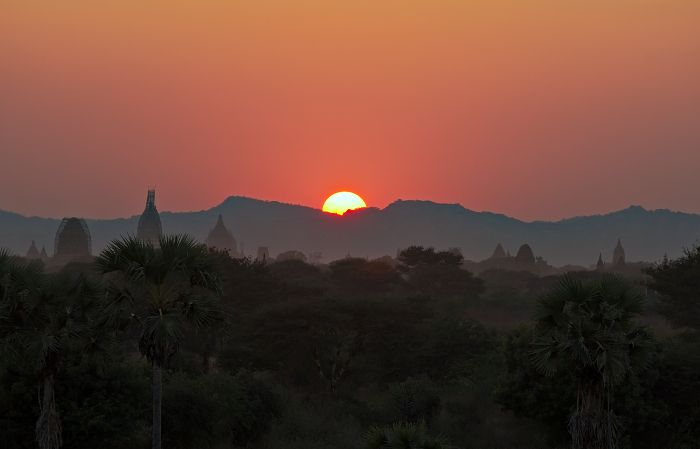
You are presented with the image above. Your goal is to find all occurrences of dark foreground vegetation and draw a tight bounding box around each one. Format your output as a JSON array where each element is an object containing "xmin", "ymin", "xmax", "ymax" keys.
[{"xmin": 1, "ymin": 238, "xmax": 700, "ymax": 449}]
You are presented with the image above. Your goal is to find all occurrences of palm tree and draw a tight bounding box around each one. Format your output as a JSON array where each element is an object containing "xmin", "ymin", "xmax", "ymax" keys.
[
  {"xmin": 0, "ymin": 250, "xmax": 104, "ymax": 449},
  {"xmin": 96, "ymin": 235, "xmax": 221, "ymax": 449},
  {"xmin": 364, "ymin": 421, "xmax": 449, "ymax": 449},
  {"xmin": 530, "ymin": 275, "xmax": 652, "ymax": 449}
]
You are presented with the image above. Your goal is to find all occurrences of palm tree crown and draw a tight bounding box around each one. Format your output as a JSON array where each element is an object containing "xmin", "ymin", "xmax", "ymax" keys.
[
  {"xmin": 530, "ymin": 275, "xmax": 652, "ymax": 449},
  {"xmin": 97, "ymin": 234, "xmax": 221, "ymax": 364},
  {"xmin": 96, "ymin": 234, "xmax": 222, "ymax": 449},
  {"xmin": 1, "ymin": 250, "xmax": 104, "ymax": 449}
]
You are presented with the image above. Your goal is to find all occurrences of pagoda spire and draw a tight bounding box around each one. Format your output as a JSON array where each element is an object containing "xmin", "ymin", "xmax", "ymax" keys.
[
  {"xmin": 205, "ymin": 214, "xmax": 238, "ymax": 256},
  {"xmin": 26, "ymin": 240, "xmax": 40, "ymax": 259},
  {"xmin": 613, "ymin": 238, "xmax": 626, "ymax": 266},
  {"xmin": 137, "ymin": 189, "xmax": 163, "ymax": 245},
  {"xmin": 490, "ymin": 243, "xmax": 507, "ymax": 259}
]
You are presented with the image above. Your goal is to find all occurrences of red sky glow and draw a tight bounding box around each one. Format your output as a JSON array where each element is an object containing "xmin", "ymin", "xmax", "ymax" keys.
[{"xmin": 2, "ymin": 0, "xmax": 699, "ymax": 220}]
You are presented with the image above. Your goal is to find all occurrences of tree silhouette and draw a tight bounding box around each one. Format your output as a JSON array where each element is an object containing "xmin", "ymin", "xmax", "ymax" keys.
[
  {"xmin": 397, "ymin": 246, "xmax": 482, "ymax": 298},
  {"xmin": 364, "ymin": 421, "xmax": 449, "ymax": 449},
  {"xmin": 645, "ymin": 246, "xmax": 700, "ymax": 330},
  {"xmin": 329, "ymin": 257, "xmax": 401, "ymax": 293},
  {"xmin": 311, "ymin": 326, "xmax": 361, "ymax": 394},
  {"xmin": 397, "ymin": 246, "xmax": 463, "ymax": 271},
  {"xmin": 530, "ymin": 275, "xmax": 652, "ymax": 449},
  {"xmin": 0, "ymin": 251, "xmax": 104, "ymax": 449},
  {"xmin": 96, "ymin": 235, "xmax": 221, "ymax": 449}
]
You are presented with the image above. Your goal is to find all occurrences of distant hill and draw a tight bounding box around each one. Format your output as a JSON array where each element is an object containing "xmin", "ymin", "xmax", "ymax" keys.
[{"xmin": 2, "ymin": 197, "xmax": 699, "ymax": 266}]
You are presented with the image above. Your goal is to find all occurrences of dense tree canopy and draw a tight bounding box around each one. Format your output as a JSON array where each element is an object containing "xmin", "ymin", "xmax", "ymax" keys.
[
  {"xmin": 646, "ymin": 246, "xmax": 700, "ymax": 330},
  {"xmin": 1, "ymin": 241, "xmax": 699, "ymax": 449}
]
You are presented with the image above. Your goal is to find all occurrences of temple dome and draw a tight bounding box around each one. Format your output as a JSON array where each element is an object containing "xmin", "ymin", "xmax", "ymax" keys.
[
  {"xmin": 515, "ymin": 244, "xmax": 535, "ymax": 265},
  {"xmin": 205, "ymin": 214, "xmax": 238, "ymax": 255},
  {"xmin": 276, "ymin": 250, "xmax": 307, "ymax": 262},
  {"xmin": 54, "ymin": 217, "xmax": 92, "ymax": 262}
]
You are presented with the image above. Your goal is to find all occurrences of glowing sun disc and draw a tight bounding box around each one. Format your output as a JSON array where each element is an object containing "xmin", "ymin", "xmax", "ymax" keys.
[{"xmin": 322, "ymin": 191, "xmax": 367, "ymax": 215}]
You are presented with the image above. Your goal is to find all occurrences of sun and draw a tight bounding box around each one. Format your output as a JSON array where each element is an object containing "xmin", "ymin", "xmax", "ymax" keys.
[{"xmin": 322, "ymin": 191, "xmax": 367, "ymax": 215}]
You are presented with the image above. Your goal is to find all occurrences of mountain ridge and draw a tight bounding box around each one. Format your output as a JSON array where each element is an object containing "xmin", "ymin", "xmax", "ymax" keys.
[{"xmin": 2, "ymin": 195, "xmax": 699, "ymax": 266}]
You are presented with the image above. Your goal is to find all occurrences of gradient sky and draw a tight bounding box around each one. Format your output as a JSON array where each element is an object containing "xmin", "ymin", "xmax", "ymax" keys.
[{"xmin": 2, "ymin": 0, "xmax": 699, "ymax": 220}]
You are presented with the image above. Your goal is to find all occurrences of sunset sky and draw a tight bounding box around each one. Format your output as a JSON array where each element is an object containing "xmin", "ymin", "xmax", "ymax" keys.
[{"xmin": 1, "ymin": 0, "xmax": 699, "ymax": 220}]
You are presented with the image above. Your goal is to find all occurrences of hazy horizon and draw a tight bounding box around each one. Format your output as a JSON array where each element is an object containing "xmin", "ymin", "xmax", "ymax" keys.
[{"xmin": 0, "ymin": 192, "xmax": 694, "ymax": 224}]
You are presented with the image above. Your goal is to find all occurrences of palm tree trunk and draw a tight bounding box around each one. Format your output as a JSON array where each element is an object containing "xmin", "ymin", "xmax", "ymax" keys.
[
  {"xmin": 569, "ymin": 381, "xmax": 615, "ymax": 449},
  {"xmin": 36, "ymin": 374, "xmax": 62, "ymax": 449},
  {"xmin": 152, "ymin": 360, "xmax": 162, "ymax": 449}
]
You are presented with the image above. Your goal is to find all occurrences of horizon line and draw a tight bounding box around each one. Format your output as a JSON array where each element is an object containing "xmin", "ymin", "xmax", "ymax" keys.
[{"xmin": 0, "ymin": 194, "xmax": 689, "ymax": 224}]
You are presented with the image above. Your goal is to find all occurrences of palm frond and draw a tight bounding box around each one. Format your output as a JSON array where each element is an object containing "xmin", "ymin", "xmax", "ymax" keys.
[
  {"xmin": 531, "ymin": 274, "xmax": 651, "ymax": 449},
  {"xmin": 530, "ymin": 337, "xmax": 563, "ymax": 376},
  {"xmin": 364, "ymin": 425, "xmax": 389, "ymax": 449},
  {"xmin": 139, "ymin": 311, "xmax": 186, "ymax": 363},
  {"xmin": 96, "ymin": 236, "xmax": 154, "ymax": 281},
  {"xmin": 97, "ymin": 234, "xmax": 223, "ymax": 364},
  {"xmin": 179, "ymin": 293, "xmax": 222, "ymax": 329}
]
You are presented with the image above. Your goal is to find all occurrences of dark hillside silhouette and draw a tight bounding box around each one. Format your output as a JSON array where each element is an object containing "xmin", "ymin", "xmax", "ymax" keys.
[{"xmin": 2, "ymin": 197, "xmax": 700, "ymax": 265}]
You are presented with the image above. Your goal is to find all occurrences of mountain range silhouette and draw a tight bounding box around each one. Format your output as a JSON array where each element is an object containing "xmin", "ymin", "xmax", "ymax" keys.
[{"xmin": 2, "ymin": 196, "xmax": 699, "ymax": 266}]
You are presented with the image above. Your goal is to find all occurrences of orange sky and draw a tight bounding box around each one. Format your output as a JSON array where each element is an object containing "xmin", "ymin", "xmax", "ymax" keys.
[{"xmin": 1, "ymin": 0, "xmax": 699, "ymax": 220}]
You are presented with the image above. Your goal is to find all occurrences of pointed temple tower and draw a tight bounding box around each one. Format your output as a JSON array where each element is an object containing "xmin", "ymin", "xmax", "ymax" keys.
[
  {"xmin": 137, "ymin": 189, "xmax": 163, "ymax": 245},
  {"xmin": 490, "ymin": 243, "xmax": 507, "ymax": 259},
  {"xmin": 256, "ymin": 246, "xmax": 270, "ymax": 263},
  {"xmin": 596, "ymin": 253, "xmax": 605, "ymax": 271},
  {"xmin": 54, "ymin": 217, "xmax": 92, "ymax": 263},
  {"xmin": 205, "ymin": 214, "xmax": 238, "ymax": 256},
  {"xmin": 612, "ymin": 238, "xmax": 626, "ymax": 266},
  {"xmin": 26, "ymin": 240, "xmax": 40, "ymax": 259}
]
